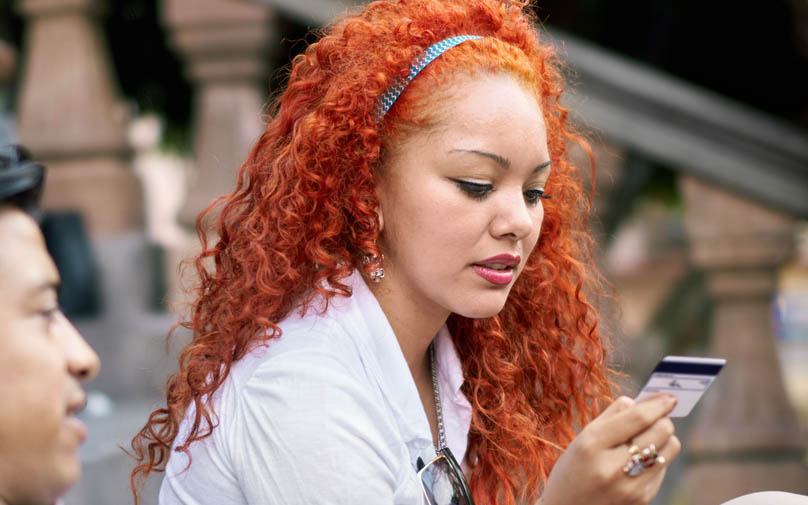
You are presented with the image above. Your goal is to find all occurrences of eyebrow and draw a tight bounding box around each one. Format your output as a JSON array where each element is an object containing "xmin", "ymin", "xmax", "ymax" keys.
[
  {"xmin": 450, "ymin": 149, "xmax": 552, "ymax": 172},
  {"xmin": 534, "ymin": 160, "xmax": 553, "ymax": 172}
]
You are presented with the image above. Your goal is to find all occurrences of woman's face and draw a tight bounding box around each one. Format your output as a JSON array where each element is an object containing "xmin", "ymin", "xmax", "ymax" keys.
[{"xmin": 375, "ymin": 73, "xmax": 551, "ymax": 322}]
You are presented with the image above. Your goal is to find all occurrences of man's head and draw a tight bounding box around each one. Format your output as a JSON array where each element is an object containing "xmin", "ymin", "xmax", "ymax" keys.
[{"xmin": 0, "ymin": 146, "xmax": 100, "ymax": 505}]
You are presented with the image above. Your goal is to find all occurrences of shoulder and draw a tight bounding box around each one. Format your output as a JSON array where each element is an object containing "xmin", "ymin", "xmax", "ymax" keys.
[
  {"xmin": 218, "ymin": 301, "xmax": 398, "ymax": 450},
  {"xmin": 211, "ymin": 311, "xmax": 417, "ymax": 503},
  {"xmin": 227, "ymin": 302, "xmax": 366, "ymax": 393},
  {"xmin": 226, "ymin": 284, "xmax": 383, "ymax": 396},
  {"xmin": 232, "ymin": 319, "xmax": 387, "ymax": 432}
]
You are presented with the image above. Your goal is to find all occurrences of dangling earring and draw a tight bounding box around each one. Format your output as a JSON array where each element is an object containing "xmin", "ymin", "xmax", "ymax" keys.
[
  {"xmin": 363, "ymin": 253, "xmax": 385, "ymax": 283},
  {"xmin": 370, "ymin": 266, "xmax": 385, "ymax": 283}
]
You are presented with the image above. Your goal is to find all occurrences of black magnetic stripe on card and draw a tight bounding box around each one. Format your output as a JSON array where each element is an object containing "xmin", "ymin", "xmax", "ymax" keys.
[{"xmin": 653, "ymin": 361, "xmax": 724, "ymax": 376}]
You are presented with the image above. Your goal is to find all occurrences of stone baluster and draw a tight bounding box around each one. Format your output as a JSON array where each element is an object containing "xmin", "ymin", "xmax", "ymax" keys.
[
  {"xmin": 0, "ymin": 39, "xmax": 15, "ymax": 85},
  {"xmin": 162, "ymin": 0, "xmax": 274, "ymax": 229},
  {"xmin": 680, "ymin": 175, "xmax": 808, "ymax": 505},
  {"xmin": 15, "ymin": 0, "xmax": 141, "ymax": 235},
  {"xmin": 0, "ymin": 39, "xmax": 16, "ymax": 145}
]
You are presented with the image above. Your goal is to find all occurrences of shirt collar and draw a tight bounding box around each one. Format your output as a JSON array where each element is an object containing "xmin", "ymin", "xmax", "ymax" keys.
[{"xmin": 343, "ymin": 270, "xmax": 472, "ymax": 465}]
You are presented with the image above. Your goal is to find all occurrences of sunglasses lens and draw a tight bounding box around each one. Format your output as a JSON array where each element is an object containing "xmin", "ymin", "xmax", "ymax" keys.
[{"xmin": 420, "ymin": 456, "xmax": 471, "ymax": 505}]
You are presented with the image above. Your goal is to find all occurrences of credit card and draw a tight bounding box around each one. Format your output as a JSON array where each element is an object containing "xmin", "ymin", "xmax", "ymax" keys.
[{"xmin": 635, "ymin": 355, "xmax": 726, "ymax": 417}]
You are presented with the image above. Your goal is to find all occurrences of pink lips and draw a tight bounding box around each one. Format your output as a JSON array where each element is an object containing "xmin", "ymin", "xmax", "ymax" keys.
[{"xmin": 472, "ymin": 254, "xmax": 521, "ymax": 286}]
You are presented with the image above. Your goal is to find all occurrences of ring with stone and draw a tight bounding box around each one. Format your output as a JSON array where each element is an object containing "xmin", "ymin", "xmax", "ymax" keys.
[{"xmin": 622, "ymin": 443, "xmax": 665, "ymax": 477}]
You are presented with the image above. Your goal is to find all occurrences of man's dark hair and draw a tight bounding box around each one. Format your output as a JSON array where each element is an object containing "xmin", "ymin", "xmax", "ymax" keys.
[{"xmin": 0, "ymin": 144, "xmax": 45, "ymax": 215}]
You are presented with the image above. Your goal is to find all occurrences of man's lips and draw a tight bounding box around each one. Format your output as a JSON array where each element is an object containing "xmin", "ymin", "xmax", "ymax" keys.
[
  {"xmin": 66, "ymin": 393, "xmax": 86, "ymax": 417},
  {"xmin": 65, "ymin": 416, "xmax": 88, "ymax": 443},
  {"xmin": 65, "ymin": 393, "xmax": 88, "ymax": 443}
]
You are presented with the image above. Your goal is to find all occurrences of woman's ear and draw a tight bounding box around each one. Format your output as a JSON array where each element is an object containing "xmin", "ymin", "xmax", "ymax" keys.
[{"xmin": 375, "ymin": 204, "xmax": 384, "ymax": 233}]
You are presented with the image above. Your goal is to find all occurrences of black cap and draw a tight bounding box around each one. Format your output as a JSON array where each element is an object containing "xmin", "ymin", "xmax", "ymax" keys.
[{"xmin": 0, "ymin": 144, "xmax": 45, "ymax": 216}]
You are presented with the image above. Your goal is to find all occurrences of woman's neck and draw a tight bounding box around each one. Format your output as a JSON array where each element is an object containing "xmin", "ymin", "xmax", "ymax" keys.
[
  {"xmin": 366, "ymin": 271, "xmax": 449, "ymax": 378},
  {"xmin": 364, "ymin": 265, "xmax": 447, "ymax": 447}
]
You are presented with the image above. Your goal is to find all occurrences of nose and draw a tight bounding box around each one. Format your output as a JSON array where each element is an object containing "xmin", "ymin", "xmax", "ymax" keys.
[
  {"xmin": 57, "ymin": 311, "xmax": 100, "ymax": 381},
  {"xmin": 489, "ymin": 190, "xmax": 541, "ymax": 240}
]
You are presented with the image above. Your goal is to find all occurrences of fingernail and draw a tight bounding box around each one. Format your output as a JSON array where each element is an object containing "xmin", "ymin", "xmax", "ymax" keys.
[{"xmin": 667, "ymin": 394, "xmax": 678, "ymax": 406}]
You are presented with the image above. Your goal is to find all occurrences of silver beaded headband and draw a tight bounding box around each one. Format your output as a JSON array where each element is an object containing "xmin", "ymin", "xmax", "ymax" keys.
[{"xmin": 374, "ymin": 35, "xmax": 483, "ymax": 120}]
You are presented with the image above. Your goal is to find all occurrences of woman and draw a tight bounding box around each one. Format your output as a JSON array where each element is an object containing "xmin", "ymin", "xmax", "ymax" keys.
[{"xmin": 130, "ymin": 1, "xmax": 681, "ymax": 504}]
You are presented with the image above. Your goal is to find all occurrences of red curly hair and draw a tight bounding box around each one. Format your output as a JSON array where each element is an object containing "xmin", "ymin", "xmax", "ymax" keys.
[{"xmin": 129, "ymin": 1, "xmax": 614, "ymax": 504}]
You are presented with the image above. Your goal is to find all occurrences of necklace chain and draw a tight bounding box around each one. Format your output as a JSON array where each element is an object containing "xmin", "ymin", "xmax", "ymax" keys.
[{"xmin": 429, "ymin": 342, "xmax": 447, "ymax": 451}]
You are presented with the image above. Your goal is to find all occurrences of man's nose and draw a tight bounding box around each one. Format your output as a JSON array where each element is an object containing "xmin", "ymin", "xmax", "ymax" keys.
[{"xmin": 58, "ymin": 311, "xmax": 100, "ymax": 381}]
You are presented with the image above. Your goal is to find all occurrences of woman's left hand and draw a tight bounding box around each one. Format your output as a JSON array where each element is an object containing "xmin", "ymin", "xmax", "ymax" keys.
[{"xmin": 538, "ymin": 394, "xmax": 682, "ymax": 505}]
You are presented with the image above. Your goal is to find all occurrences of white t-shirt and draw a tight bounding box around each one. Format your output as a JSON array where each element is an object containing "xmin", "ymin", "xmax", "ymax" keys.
[{"xmin": 159, "ymin": 270, "xmax": 473, "ymax": 505}]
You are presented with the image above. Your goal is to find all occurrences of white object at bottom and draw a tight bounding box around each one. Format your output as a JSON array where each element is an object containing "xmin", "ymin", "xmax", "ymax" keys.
[{"xmin": 722, "ymin": 492, "xmax": 808, "ymax": 505}]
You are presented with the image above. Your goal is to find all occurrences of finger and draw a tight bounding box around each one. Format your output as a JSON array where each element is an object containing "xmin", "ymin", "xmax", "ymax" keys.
[
  {"xmin": 590, "ymin": 396, "xmax": 635, "ymax": 423},
  {"xmin": 657, "ymin": 434, "xmax": 681, "ymax": 466},
  {"xmin": 631, "ymin": 434, "xmax": 681, "ymax": 481},
  {"xmin": 635, "ymin": 391, "xmax": 677, "ymax": 407},
  {"xmin": 636, "ymin": 434, "xmax": 680, "ymax": 486},
  {"xmin": 615, "ymin": 434, "xmax": 679, "ymax": 490},
  {"xmin": 640, "ymin": 464, "xmax": 668, "ymax": 503},
  {"xmin": 593, "ymin": 394, "xmax": 677, "ymax": 447},
  {"xmin": 627, "ymin": 416, "xmax": 676, "ymax": 457}
]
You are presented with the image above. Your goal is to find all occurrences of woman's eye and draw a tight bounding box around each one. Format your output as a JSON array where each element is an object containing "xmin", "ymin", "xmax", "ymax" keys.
[
  {"xmin": 524, "ymin": 188, "xmax": 551, "ymax": 204},
  {"xmin": 452, "ymin": 179, "xmax": 493, "ymax": 200}
]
